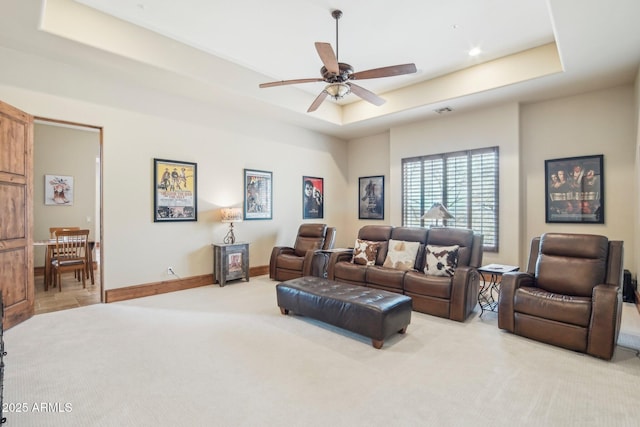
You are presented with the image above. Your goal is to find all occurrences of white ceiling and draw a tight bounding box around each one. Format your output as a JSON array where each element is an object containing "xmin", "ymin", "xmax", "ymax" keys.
[
  {"xmin": 73, "ymin": 0, "xmax": 556, "ymax": 99},
  {"xmin": 1, "ymin": 0, "xmax": 640, "ymax": 139}
]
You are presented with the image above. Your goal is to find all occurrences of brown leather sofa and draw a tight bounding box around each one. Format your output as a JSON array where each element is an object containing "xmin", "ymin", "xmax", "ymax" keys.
[
  {"xmin": 327, "ymin": 225, "xmax": 484, "ymax": 321},
  {"xmin": 269, "ymin": 223, "xmax": 336, "ymax": 281},
  {"xmin": 498, "ymin": 233, "xmax": 624, "ymax": 360}
]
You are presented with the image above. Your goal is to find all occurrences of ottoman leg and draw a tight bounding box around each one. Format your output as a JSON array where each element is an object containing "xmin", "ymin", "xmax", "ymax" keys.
[
  {"xmin": 279, "ymin": 307, "xmax": 289, "ymax": 315},
  {"xmin": 372, "ymin": 339, "xmax": 384, "ymax": 349},
  {"xmin": 398, "ymin": 326, "xmax": 408, "ymax": 334}
]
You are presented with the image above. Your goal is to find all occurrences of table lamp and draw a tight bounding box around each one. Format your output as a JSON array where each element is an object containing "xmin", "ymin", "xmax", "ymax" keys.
[
  {"xmin": 221, "ymin": 207, "xmax": 243, "ymax": 244},
  {"xmin": 421, "ymin": 202, "xmax": 454, "ymax": 226}
]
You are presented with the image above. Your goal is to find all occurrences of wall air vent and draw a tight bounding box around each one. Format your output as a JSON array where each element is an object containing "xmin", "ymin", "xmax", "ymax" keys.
[{"xmin": 434, "ymin": 107, "xmax": 454, "ymax": 114}]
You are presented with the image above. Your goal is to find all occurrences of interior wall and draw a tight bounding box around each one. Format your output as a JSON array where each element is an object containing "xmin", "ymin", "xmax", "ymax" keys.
[
  {"xmin": 635, "ymin": 68, "xmax": 640, "ymax": 280},
  {"xmin": 33, "ymin": 123, "xmax": 99, "ymax": 267},
  {"xmin": 0, "ymin": 84, "xmax": 348, "ymax": 291},
  {"xmin": 521, "ymin": 85, "xmax": 637, "ymax": 273},
  {"xmin": 343, "ymin": 131, "xmax": 391, "ymax": 247},
  {"xmin": 385, "ymin": 103, "xmax": 521, "ymax": 266}
]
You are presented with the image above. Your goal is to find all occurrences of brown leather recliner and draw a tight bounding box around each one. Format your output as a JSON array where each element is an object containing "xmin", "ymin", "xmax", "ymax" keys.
[
  {"xmin": 498, "ymin": 233, "xmax": 624, "ymax": 360},
  {"xmin": 269, "ymin": 224, "xmax": 336, "ymax": 281},
  {"xmin": 404, "ymin": 227, "xmax": 483, "ymax": 321}
]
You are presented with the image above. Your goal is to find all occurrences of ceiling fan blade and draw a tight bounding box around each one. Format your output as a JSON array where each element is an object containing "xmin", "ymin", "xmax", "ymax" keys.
[
  {"xmin": 259, "ymin": 78, "xmax": 324, "ymax": 88},
  {"xmin": 307, "ymin": 90, "xmax": 329, "ymax": 112},
  {"xmin": 315, "ymin": 42, "xmax": 339, "ymax": 74},
  {"xmin": 347, "ymin": 83, "xmax": 386, "ymax": 106},
  {"xmin": 351, "ymin": 63, "xmax": 417, "ymax": 80}
]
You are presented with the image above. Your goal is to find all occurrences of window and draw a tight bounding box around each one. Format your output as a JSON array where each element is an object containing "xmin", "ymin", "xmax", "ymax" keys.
[{"xmin": 402, "ymin": 147, "xmax": 499, "ymax": 252}]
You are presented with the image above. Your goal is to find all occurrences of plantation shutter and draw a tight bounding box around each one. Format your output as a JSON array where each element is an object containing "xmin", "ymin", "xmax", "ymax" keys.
[{"xmin": 401, "ymin": 146, "xmax": 499, "ymax": 252}]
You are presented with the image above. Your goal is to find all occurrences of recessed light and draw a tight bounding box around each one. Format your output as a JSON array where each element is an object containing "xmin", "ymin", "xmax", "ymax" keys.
[{"xmin": 468, "ymin": 47, "xmax": 482, "ymax": 57}]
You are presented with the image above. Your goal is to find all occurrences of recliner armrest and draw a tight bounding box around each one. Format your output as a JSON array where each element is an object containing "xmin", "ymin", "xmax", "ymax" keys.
[
  {"xmin": 588, "ymin": 284, "xmax": 622, "ymax": 360},
  {"xmin": 269, "ymin": 246, "xmax": 295, "ymax": 279},
  {"xmin": 498, "ymin": 272, "xmax": 535, "ymax": 331},
  {"xmin": 449, "ymin": 266, "xmax": 480, "ymax": 321},
  {"xmin": 326, "ymin": 249, "xmax": 354, "ymax": 279}
]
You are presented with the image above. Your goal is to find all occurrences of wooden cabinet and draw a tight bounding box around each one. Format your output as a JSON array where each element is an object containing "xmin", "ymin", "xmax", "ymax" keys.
[{"xmin": 212, "ymin": 243, "xmax": 249, "ymax": 286}]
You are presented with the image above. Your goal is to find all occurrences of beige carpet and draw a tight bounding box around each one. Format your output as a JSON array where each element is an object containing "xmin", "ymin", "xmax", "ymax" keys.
[{"xmin": 4, "ymin": 276, "xmax": 640, "ymax": 427}]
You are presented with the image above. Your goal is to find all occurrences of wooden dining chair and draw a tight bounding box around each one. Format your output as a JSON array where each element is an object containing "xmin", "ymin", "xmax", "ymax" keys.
[
  {"xmin": 51, "ymin": 229, "xmax": 90, "ymax": 292},
  {"xmin": 45, "ymin": 227, "xmax": 81, "ymax": 290},
  {"xmin": 49, "ymin": 226, "xmax": 80, "ymax": 238}
]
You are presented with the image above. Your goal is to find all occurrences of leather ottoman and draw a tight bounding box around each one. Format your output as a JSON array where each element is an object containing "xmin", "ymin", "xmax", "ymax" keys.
[{"xmin": 276, "ymin": 276, "xmax": 412, "ymax": 349}]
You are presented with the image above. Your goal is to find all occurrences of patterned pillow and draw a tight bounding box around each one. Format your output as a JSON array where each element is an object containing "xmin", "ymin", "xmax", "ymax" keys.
[
  {"xmin": 424, "ymin": 245, "xmax": 459, "ymax": 277},
  {"xmin": 351, "ymin": 239, "xmax": 380, "ymax": 266},
  {"xmin": 383, "ymin": 239, "xmax": 421, "ymax": 271}
]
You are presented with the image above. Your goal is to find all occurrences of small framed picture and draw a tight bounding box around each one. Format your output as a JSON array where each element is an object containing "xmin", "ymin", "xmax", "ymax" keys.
[
  {"xmin": 359, "ymin": 175, "xmax": 384, "ymax": 219},
  {"xmin": 244, "ymin": 169, "xmax": 273, "ymax": 220},
  {"xmin": 154, "ymin": 158, "xmax": 197, "ymax": 222},
  {"xmin": 303, "ymin": 176, "xmax": 324, "ymax": 219},
  {"xmin": 45, "ymin": 175, "xmax": 74, "ymax": 206},
  {"xmin": 545, "ymin": 154, "xmax": 604, "ymax": 224}
]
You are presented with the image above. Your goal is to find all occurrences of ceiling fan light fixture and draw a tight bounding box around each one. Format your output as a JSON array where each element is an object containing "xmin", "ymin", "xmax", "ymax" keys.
[{"xmin": 325, "ymin": 83, "xmax": 351, "ymax": 99}]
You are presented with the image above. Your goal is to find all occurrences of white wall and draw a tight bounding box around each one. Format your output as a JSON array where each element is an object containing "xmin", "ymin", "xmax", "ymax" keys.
[
  {"xmin": 0, "ymin": 83, "xmax": 348, "ymax": 290},
  {"xmin": 521, "ymin": 85, "xmax": 636, "ymax": 272},
  {"xmin": 342, "ymin": 132, "xmax": 391, "ymax": 247},
  {"xmin": 635, "ymin": 68, "xmax": 640, "ymax": 279},
  {"xmin": 347, "ymin": 86, "xmax": 638, "ymax": 274},
  {"xmin": 386, "ymin": 103, "xmax": 522, "ymax": 266}
]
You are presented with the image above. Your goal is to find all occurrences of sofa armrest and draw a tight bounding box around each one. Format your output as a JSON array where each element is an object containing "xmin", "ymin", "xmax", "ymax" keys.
[
  {"xmin": 326, "ymin": 249, "xmax": 354, "ymax": 280},
  {"xmin": 449, "ymin": 266, "xmax": 480, "ymax": 321},
  {"xmin": 587, "ymin": 284, "xmax": 622, "ymax": 360},
  {"xmin": 269, "ymin": 246, "xmax": 295, "ymax": 279},
  {"xmin": 497, "ymin": 272, "xmax": 535, "ymax": 331}
]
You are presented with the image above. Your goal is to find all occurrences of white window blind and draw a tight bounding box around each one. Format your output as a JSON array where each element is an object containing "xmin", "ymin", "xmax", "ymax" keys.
[{"xmin": 402, "ymin": 147, "xmax": 499, "ymax": 251}]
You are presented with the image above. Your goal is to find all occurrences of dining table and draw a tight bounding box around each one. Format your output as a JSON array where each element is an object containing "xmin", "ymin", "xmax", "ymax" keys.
[{"xmin": 33, "ymin": 238, "xmax": 96, "ymax": 291}]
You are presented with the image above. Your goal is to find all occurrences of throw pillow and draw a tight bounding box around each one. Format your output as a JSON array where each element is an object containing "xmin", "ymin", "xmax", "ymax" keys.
[
  {"xmin": 424, "ymin": 245, "xmax": 460, "ymax": 277},
  {"xmin": 383, "ymin": 239, "xmax": 421, "ymax": 271},
  {"xmin": 351, "ymin": 239, "xmax": 380, "ymax": 266}
]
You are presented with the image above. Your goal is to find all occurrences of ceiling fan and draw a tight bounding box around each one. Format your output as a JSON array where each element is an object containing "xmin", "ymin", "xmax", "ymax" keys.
[{"xmin": 259, "ymin": 9, "xmax": 417, "ymax": 113}]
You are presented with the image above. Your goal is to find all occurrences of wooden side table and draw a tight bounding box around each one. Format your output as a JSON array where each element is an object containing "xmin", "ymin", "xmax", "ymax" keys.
[
  {"xmin": 477, "ymin": 263, "xmax": 519, "ymax": 316},
  {"xmin": 212, "ymin": 242, "xmax": 249, "ymax": 287}
]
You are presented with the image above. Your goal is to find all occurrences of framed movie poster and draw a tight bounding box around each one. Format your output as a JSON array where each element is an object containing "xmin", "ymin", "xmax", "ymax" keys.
[
  {"xmin": 153, "ymin": 158, "xmax": 197, "ymax": 222},
  {"xmin": 358, "ymin": 175, "xmax": 384, "ymax": 219},
  {"xmin": 244, "ymin": 169, "xmax": 272, "ymax": 220},
  {"xmin": 545, "ymin": 154, "xmax": 604, "ymax": 224},
  {"xmin": 45, "ymin": 175, "xmax": 74, "ymax": 206},
  {"xmin": 303, "ymin": 176, "xmax": 324, "ymax": 219}
]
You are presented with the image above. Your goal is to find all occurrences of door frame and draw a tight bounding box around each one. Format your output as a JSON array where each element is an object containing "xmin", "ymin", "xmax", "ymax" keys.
[{"xmin": 34, "ymin": 117, "xmax": 104, "ymax": 302}]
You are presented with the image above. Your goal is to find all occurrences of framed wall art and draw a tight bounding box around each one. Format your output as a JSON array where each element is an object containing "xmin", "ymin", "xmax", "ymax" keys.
[
  {"xmin": 303, "ymin": 176, "xmax": 324, "ymax": 219},
  {"xmin": 545, "ymin": 154, "xmax": 603, "ymax": 224},
  {"xmin": 358, "ymin": 175, "xmax": 384, "ymax": 219},
  {"xmin": 45, "ymin": 175, "xmax": 74, "ymax": 205},
  {"xmin": 244, "ymin": 169, "xmax": 272, "ymax": 220},
  {"xmin": 153, "ymin": 158, "xmax": 197, "ymax": 222}
]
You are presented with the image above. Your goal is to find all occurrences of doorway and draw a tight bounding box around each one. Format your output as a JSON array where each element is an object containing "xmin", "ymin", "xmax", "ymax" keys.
[{"xmin": 33, "ymin": 119, "xmax": 102, "ymax": 314}]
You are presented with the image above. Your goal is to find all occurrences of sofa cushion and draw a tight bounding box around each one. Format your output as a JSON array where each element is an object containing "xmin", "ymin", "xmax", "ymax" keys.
[
  {"xmin": 424, "ymin": 245, "xmax": 459, "ymax": 277},
  {"xmin": 383, "ymin": 239, "xmax": 420, "ymax": 271},
  {"xmin": 366, "ymin": 265, "xmax": 406, "ymax": 291},
  {"xmin": 352, "ymin": 239, "xmax": 380, "ymax": 266}
]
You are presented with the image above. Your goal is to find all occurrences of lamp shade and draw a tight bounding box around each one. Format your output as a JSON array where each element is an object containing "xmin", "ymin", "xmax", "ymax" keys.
[
  {"xmin": 325, "ymin": 83, "xmax": 351, "ymax": 99},
  {"xmin": 221, "ymin": 207, "xmax": 243, "ymax": 223},
  {"xmin": 421, "ymin": 203, "xmax": 454, "ymax": 221}
]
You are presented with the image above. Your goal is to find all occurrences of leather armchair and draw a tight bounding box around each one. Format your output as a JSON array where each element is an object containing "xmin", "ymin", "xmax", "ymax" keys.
[
  {"xmin": 269, "ymin": 224, "xmax": 336, "ymax": 281},
  {"xmin": 498, "ymin": 233, "xmax": 624, "ymax": 360}
]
